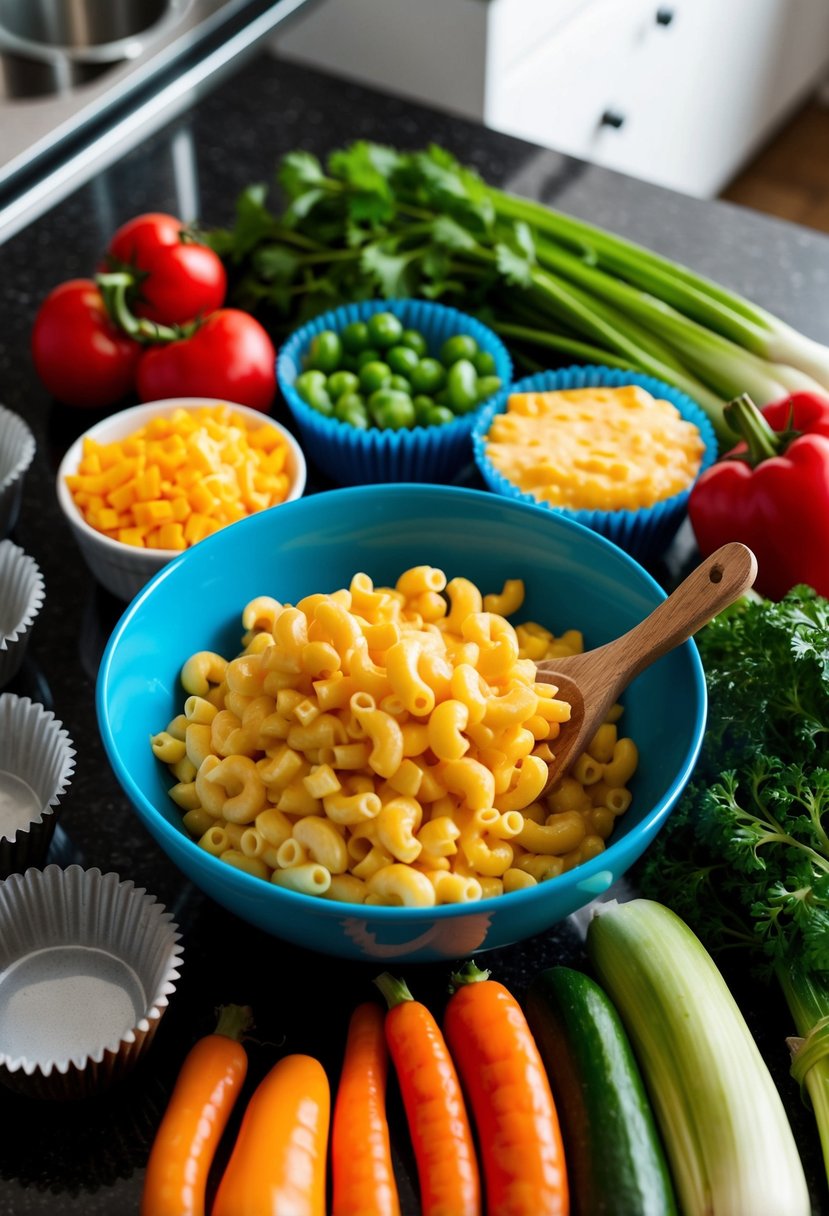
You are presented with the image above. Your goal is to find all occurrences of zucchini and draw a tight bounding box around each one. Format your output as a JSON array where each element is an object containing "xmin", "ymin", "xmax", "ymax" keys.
[{"xmin": 525, "ymin": 965, "xmax": 677, "ymax": 1216}]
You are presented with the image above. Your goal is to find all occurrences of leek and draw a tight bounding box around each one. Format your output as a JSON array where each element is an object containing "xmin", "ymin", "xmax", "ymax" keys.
[{"xmin": 588, "ymin": 899, "xmax": 811, "ymax": 1216}]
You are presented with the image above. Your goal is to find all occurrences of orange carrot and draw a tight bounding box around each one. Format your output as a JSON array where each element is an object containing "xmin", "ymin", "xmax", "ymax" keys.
[
  {"xmin": 444, "ymin": 962, "xmax": 569, "ymax": 1216},
  {"xmin": 375, "ymin": 972, "xmax": 481, "ymax": 1216},
  {"xmin": 212, "ymin": 1053, "xmax": 330, "ymax": 1216},
  {"xmin": 332, "ymin": 1002, "xmax": 401, "ymax": 1216},
  {"xmin": 140, "ymin": 1004, "xmax": 253, "ymax": 1216}
]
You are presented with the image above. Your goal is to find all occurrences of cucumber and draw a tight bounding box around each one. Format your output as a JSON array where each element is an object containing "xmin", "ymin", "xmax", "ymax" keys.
[{"xmin": 525, "ymin": 966, "xmax": 677, "ymax": 1216}]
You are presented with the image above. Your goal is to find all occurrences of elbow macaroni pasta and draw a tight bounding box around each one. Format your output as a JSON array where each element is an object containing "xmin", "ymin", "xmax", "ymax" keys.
[{"xmin": 153, "ymin": 567, "xmax": 639, "ymax": 905}]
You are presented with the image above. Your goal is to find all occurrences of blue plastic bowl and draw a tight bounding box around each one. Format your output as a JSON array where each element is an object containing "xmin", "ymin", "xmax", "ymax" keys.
[
  {"xmin": 472, "ymin": 366, "xmax": 718, "ymax": 562},
  {"xmin": 277, "ymin": 299, "xmax": 512, "ymax": 485},
  {"xmin": 97, "ymin": 484, "xmax": 706, "ymax": 963}
]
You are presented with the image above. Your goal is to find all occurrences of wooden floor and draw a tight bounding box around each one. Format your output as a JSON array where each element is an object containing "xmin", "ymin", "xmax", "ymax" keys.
[{"xmin": 720, "ymin": 100, "xmax": 829, "ymax": 233}]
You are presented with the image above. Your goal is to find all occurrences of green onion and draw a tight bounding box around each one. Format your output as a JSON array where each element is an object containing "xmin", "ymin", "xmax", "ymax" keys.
[
  {"xmin": 492, "ymin": 187, "xmax": 829, "ymax": 393},
  {"xmin": 587, "ymin": 899, "xmax": 811, "ymax": 1216}
]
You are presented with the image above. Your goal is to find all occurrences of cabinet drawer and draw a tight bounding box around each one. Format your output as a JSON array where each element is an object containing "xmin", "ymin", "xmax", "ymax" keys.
[
  {"xmin": 486, "ymin": 0, "xmax": 659, "ymax": 163},
  {"xmin": 487, "ymin": 0, "xmax": 829, "ymax": 197}
]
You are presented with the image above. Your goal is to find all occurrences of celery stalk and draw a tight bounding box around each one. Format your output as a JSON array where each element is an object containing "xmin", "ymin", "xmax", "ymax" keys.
[{"xmin": 588, "ymin": 899, "xmax": 811, "ymax": 1216}]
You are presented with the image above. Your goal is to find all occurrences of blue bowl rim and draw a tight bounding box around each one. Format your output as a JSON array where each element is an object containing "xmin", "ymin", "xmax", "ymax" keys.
[
  {"xmin": 97, "ymin": 482, "xmax": 707, "ymax": 922},
  {"xmin": 276, "ymin": 298, "xmax": 513, "ymax": 442},
  {"xmin": 471, "ymin": 364, "xmax": 719, "ymax": 524}
]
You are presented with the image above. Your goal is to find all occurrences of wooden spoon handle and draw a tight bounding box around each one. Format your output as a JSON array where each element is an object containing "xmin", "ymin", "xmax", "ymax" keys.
[{"xmin": 600, "ymin": 541, "xmax": 758, "ymax": 687}]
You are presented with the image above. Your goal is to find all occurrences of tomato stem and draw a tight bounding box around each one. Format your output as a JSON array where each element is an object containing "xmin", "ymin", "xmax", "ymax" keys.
[{"xmin": 96, "ymin": 271, "xmax": 195, "ymax": 345}]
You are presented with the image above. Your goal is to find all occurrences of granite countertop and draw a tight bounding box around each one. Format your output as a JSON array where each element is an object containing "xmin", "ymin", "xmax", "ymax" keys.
[{"xmin": 1, "ymin": 52, "xmax": 828, "ymax": 1215}]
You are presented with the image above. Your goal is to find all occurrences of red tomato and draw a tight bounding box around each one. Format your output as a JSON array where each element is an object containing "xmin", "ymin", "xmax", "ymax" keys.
[
  {"xmin": 130, "ymin": 243, "xmax": 227, "ymax": 327},
  {"xmin": 108, "ymin": 212, "xmax": 183, "ymax": 263},
  {"xmin": 31, "ymin": 279, "xmax": 142, "ymax": 408},
  {"xmin": 136, "ymin": 309, "xmax": 276, "ymax": 412},
  {"xmin": 107, "ymin": 212, "xmax": 227, "ymax": 326}
]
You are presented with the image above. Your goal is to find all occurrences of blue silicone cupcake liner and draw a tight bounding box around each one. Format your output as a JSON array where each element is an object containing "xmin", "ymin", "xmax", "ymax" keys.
[
  {"xmin": 277, "ymin": 299, "xmax": 512, "ymax": 486},
  {"xmin": 472, "ymin": 366, "xmax": 718, "ymax": 562}
]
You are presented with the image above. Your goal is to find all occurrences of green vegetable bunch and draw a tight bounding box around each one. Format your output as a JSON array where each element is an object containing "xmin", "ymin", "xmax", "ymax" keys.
[
  {"xmin": 206, "ymin": 141, "xmax": 829, "ymax": 443},
  {"xmin": 640, "ymin": 585, "xmax": 829, "ymax": 1179}
]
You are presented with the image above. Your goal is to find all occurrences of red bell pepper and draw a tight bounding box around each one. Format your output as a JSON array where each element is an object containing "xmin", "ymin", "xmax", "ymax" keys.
[{"xmin": 688, "ymin": 391, "xmax": 829, "ymax": 600}]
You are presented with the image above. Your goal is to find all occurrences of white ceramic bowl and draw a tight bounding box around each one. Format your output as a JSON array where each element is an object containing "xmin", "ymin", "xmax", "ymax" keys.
[{"xmin": 56, "ymin": 398, "xmax": 307, "ymax": 602}]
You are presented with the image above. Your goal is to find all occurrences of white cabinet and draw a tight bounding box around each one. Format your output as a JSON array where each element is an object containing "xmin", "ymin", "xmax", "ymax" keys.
[{"xmin": 273, "ymin": 0, "xmax": 829, "ymax": 198}]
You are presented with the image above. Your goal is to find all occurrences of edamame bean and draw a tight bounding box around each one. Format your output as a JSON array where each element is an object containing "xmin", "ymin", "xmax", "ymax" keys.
[
  {"xmin": 446, "ymin": 358, "xmax": 480, "ymax": 413},
  {"xmin": 410, "ymin": 358, "xmax": 446, "ymax": 395},
  {"xmin": 367, "ymin": 311, "xmax": 404, "ymax": 348},
  {"xmin": 306, "ymin": 329, "xmax": 342, "ymax": 374},
  {"xmin": 341, "ymin": 321, "xmax": 370, "ymax": 353},
  {"xmin": 476, "ymin": 375, "xmax": 502, "ymax": 402},
  {"xmin": 472, "ymin": 350, "xmax": 497, "ymax": 376},
  {"xmin": 359, "ymin": 361, "xmax": 393, "ymax": 394},
  {"xmin": 400, "ymin": 329, "xmax": 428, "ymax": 357},
  {"xmin": 369, "ymin": 389, "xmax": 415, "ymax": 430},
  {"xmin": 327, "ymin": 370, "xmax": 360, "ymax": 400},
  {"xmin": 386, "ymin": 345, "xmax": 420, "ymax": 377},
  {"xmin": 440, "ymin": 334, "xmax": 478, "ymax": 367}
]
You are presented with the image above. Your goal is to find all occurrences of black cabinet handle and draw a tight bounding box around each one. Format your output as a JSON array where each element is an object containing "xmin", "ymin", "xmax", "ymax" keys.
[
  {"xmin": 600, "ymin": 110, "xmax": 625, "ymax": 130},
  {"xmin": 656, "ymin": 7, "xmax": 675, "ymax": 25}
]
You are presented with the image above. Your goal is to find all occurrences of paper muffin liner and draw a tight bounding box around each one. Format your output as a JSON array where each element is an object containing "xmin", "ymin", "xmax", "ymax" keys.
[
  {"xmin": 277, "ymin": 298, "xmax": 512, "ymax": 486},
  {"xmin": 0, "ymin": 694, "xmax": 75, "ymax": 876},
  {"xmin": 0, "ymin": 865, "xmax": 183, "ymax": 1100},
  {"xmin": 472, "ymin": 365, "xmax": 718, "ymax": 562},
  {"xmin": 0, "ymin": 405, "xmax": 36, "ymax": 538},
  {"xmin": 0, "ymin": 540, "xmax": 45, "ymax": 688}
]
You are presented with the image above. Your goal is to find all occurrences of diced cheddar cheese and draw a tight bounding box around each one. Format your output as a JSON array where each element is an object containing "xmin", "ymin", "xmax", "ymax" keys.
[
  {"xmin": 67, "ymin": 404, "xmax": 296, "ymax": 551},
  {"xmin": 484, "ymin": 386, "xmax": 705, "ymax": 512}
]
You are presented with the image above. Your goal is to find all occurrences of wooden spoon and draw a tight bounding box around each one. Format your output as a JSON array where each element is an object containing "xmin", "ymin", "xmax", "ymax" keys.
[{"xmin": 534, "ymin": 542, "xmax": 758, "ymax": 791}]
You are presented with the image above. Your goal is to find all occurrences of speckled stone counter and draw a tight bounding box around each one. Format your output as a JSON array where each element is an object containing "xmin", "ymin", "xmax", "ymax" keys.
[{"xmin": 1, "ymin": 52, "xmax": 828, "ymax": 1214}]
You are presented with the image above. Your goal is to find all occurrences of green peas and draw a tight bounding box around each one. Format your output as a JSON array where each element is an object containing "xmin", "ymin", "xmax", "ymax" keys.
[
  {"xmin": 476, "ymin": 375, "xmax": 503, "ymax": 403},
  {"xmin": 400, "ymin": 329, "xmax": 428, "ymax": 358},
  {"xmin": 446, "ymin": 359, "xmax": 480, "ymax": 414},
  {"xmin": 440, "ymin": 333, "xmax": 478, "ymax": 367},
  {"xmin": 359, "ymin": 361, "xmax": 393, "ymax": 394},
  {"xmin": 386, "ymin": 345, "xmax": 420, "ymax": 377},
  {"xmin": 367, "ymin": 311, "xmax": 404, "ymax": 349},
  {"xmin": 473, "ymin": 350, "xmax": 497, "ymax": 376},
  {"xmin": 327, "ymin": 370, "xmax": 360, "ymax": 400},
  {"xmin": 341, "ymin": 321, "xmax": 370, "ymax": 353},
  {"xmin": 295, "ymin": 370, "xmax": 333, "ymax": 416},
  {"xmin": 335, "ymin": 393, "xmax": 369, "ymax": 429},
  {"xmin": 421, "ymin": 404, "xmax": 455, "ymax": 427},
  {"xmin": 410, "ymin": 358, "xmax": 446, "ymax": 395},
  {"xmin": 306, "ymin": 329, "xmax": 342, "ymax": 374},
  {"xmin": 413, "ymin": 394, "xmax": 437, "ymax": 425},
  {"xmin": 369, "ymin": 389, "xmax": 416, "ymax": 430},
  {"xmin": 295, "ymin": 314, "xmax": 498, "ymax": 433}
]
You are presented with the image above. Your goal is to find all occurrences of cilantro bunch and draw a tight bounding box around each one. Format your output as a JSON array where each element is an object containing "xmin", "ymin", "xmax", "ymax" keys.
[{"xmin": 639, "ymin": 586, "xmax": 829, "ymax": 1177}]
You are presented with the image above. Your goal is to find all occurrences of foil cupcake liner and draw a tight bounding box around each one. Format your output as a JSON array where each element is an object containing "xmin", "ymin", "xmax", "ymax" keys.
[
  {"xmin": 0, "ymin": 865, "xmax": 183, "ymax": 1100},
  {"xmin": 0, "ymin": 405, "xmax": 36, "ymax": 538},
  {"xmin": 277, "ymin": 298, "xmax": 512, "ymax": 486},
  {"xmin": 0, "ymin": 694, "xmax": 75, "ymax": 876},
  {"xmin": 0, "ymin": 540, "xmax": 45, "ymax": 688},
  {"xmin": 472, "ymin": 365, "xmax": 718, "ymax": 562}
]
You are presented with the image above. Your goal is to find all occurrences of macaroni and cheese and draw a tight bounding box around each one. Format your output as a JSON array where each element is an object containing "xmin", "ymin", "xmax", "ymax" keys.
[
  {"xmin": 484, "ymin": 386, "xmax": 705, "ymax": 511},
  {"xmin": 152, "ymin": 567, "xmax": 639, "ymax": 905}
]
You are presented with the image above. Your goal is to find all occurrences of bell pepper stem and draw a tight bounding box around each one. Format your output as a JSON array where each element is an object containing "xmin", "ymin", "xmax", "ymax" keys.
[{"xmin": 724, "ymin": 392, "xmax": 783, "ymax": 465}]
